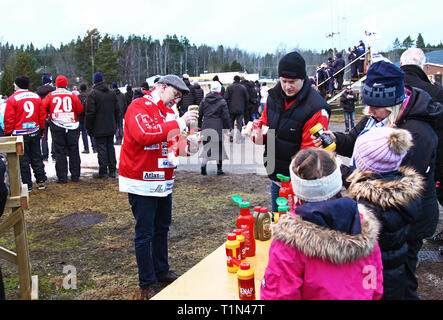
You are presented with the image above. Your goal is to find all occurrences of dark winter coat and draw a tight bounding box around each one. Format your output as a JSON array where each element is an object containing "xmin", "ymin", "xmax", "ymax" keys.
[
  {"xmin": 224, "ymin": 81, "xmax": 249, "ymax": 115},
  {"xmin": 114, "ymin": 88, "xmax": 127, "ymax": 121},
  {"xmin": 86, "ymin": 82, "xmax": 120, "ymax": 138},
  {"xmin": 125, "ymin": 90, "xmax": 134, "ymax": 106},
  {"xmin": 35, "ymin": 84, "xmax": 55, "ymax": 100},
  {"xmin": 78, "ymin": 91, "xmax": 88, "ymax": 124},
  {"xmin": 177, "ymin": 79, "xmax": 196, "ymax": 115},
  {"xmin": 264, "ymin": 78, "xmax": 330, "ymax": 182},
  {"xmin": 332, "ymin": 54, "xmax": 345, "ymax": 75},
  {"xmin": 194, "ymin": 83, "xmax": 204, "ymax": 106},
  {"xmin": 348, "ymin": 167, "xmax": 424, "ymax": 300},
  {"xmin": 335, "ymin": 87, "xmax": 443, "ymax": 240},
  {"xmin": 198, "ymin": 92, "xmax": 231, "ymax": 161},
  {"xmin": 340, "ymin": 90, "xmax": 357, "ymax": 112},
  {"xmin": 401, "ymin": 64, "xmax": 443, "ymax": 184}
]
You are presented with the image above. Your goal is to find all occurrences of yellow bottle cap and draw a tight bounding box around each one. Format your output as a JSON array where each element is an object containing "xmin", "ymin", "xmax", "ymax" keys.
[
  {"xmin": 309, "ymin": 123, "xmax": 324, "ymax": 135},
  {"xmin": 324, "ymin": 142, "xmax": 336, "ymax": 152}
]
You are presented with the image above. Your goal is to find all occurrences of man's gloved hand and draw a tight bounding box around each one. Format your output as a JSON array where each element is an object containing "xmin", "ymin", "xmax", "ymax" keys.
[{"xmin": 40, "ymin": 129, "xmax": 45, "ymax": 139}]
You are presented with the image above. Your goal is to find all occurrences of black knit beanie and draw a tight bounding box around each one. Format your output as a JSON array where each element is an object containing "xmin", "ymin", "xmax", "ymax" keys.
[
  {"xmin": 15, "ymin": 76, "xmax": 30, "ymax": 89},
  {"xmin": 278, "ymin": 52, "xmax": 307, "ymax": 79}
]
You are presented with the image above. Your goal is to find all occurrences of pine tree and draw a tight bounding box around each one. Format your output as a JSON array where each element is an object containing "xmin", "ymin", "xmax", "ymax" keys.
[
  {"xmin": 230, "ymin": 60, "xmax": 243, "ymax": 72},
  {"xmin": 416, "ymin": 33, "xmax": 425, "ymax": 49},
  {"xmin": 0, "ymin": 65, "xmax": 14, "ymax": 96},
  {"xmin": 75, "ymin": 29, "xmax": 101, "ymax": 84},
  {"xmin": 95, "ymin": 34, "xmax": 121, "ymax": 84},
  {"xmin": 402, "ymin": 36, "xmax": 415, "ymax": 49}
]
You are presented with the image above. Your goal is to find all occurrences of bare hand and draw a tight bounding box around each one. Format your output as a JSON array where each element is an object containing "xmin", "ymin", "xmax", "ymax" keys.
[
  {"xmin": 181, "ymin": 110, "xmax": 199, "ymax": 126},
  {"xmin": 311, "ymin": 130, "xmax": 336, "ymax": 148}
]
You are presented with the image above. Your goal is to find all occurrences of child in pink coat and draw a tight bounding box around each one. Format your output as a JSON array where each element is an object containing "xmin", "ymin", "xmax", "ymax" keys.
[{"xmin": 261, "ymin": 149, "xmax": 383, "ymax": 300}]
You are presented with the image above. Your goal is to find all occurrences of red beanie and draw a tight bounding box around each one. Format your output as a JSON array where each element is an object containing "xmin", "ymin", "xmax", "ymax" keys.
[{"xmin": 56, "ymin": 75, "xmax": 68, "ymax": 87}]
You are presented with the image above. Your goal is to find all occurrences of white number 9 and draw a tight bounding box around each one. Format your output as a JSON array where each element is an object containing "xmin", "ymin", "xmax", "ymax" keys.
[{"xmin": 23, "ymin": 101, "xmax": 34, "ymax": 119}]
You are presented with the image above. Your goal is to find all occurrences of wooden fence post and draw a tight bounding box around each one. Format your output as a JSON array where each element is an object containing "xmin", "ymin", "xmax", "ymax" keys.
[{"xmin": 0, "ymin": 136, "xmax": 37, "ymax": 300}]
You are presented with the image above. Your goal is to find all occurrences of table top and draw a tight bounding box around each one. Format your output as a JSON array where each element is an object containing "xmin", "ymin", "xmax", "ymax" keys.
[{"xmin": 151, "ymin": 239, "xmax": 272, "ymax": 300}]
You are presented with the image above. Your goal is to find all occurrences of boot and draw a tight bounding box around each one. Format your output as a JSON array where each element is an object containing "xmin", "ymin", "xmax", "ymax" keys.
[{"xmin": 201, "ymin": 165, "xmax": 207, "ymax": 176}]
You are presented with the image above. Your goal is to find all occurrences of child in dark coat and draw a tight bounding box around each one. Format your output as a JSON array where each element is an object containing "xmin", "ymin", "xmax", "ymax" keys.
[{"xmin": 347, "ymin": 127, "xmax": 424, "ymax": 300}]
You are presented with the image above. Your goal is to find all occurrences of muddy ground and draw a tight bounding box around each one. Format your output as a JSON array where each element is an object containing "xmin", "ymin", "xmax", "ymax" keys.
[{"xmin": 0, "ymin": 170, "xmax": 441, "ymax": 300}]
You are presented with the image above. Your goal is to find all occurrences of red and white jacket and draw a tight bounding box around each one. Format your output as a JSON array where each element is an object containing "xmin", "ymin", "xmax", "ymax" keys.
[
  {"xmin": 118, "ymin": 89, "xmax": 191, "ymax": 197},
  {"xmin": 41, "ymin": 88, "xmax": 84, "ymax": 130},
  {"xmin": 4, "ymin": 90, "xmax": 46, "ymax": 135}
]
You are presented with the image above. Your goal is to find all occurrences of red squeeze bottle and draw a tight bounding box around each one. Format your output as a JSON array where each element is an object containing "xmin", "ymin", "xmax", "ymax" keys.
[
  {"xmin": 236, "ymin": 202, "xmax": 256, "ymax": 257},
  {"xmin": 277, "ymin": 174, "xmax": 294, "ymax": 209}
]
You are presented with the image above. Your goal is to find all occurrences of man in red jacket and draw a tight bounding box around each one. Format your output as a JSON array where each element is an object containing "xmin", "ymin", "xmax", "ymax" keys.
[
  {"xmin": 41, "ymin": 75, "xmax": 84, "ymax": 183},
  {"xmin": 119, "ymin": 75, "xmax": 199, "ymax": 299},
  {"xmin": 4, "ymin": 76, "xmax": 48, "ymax": 191}
]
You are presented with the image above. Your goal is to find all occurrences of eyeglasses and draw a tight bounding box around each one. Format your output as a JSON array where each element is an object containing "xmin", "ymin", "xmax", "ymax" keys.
[{"xmin": 168, "ymin": 86, "xmax": 182, "ymax": 102}]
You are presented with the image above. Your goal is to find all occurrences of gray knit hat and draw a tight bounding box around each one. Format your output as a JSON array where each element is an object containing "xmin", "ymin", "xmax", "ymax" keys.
[{"xmin": 157, "ymin": 75, "xmax": 190, "ymax": 93}]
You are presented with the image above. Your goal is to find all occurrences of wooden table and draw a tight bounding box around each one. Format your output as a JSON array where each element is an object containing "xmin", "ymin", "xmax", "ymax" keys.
[{"xmin": 151, "ymin": 239, "xmax": 272, "ymax": 300}]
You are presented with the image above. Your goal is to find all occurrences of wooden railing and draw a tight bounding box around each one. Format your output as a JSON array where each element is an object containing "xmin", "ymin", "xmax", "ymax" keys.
[{"xmin": 0, "ymin": 136, "xmax": 38, "ymax": 300}]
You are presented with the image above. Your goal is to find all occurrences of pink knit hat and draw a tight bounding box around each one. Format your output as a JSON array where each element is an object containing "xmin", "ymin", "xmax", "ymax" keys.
[{"xmin": 354, "ymin": 127, "xmax": 413, "ymax": 173}]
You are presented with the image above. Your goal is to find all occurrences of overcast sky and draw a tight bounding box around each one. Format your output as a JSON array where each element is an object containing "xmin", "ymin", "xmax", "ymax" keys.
[{"xmin": 1, "ymin": 0, "xmax": 441, "ymax": 55}]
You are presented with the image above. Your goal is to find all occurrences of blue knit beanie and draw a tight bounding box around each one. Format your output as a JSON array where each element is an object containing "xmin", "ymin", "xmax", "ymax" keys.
[
  {"xmin": 362, "ymin": 61, "xmax": 405, "ymax": 107},
  {"xmin": 42, "ymin": 74, "xmax": 52, "ymax": 85},
  {"xmin": 93, "ymin": 72, "xmax": 104, "ymax": 84},
  {"xmin": 111, "ymin": 82, "xmax": 118, "ymax": 89},
  {"xmin": 126, "ymin": 85, "xmax": 132, "ymax": 91}
]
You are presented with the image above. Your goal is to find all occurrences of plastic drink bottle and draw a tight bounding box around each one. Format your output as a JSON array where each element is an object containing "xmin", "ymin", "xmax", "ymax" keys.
[
  {"xmin": 188, "ymin": 105, "xmax": 199, "ymax": 135},
  {"xmin": 233, "ymin": 229, "xmax": 246, "ymax": 262},
  {"xmin": 309, "ymin": 123, "xmax": 336, "ymax": 152},
  {"xmin": 251, "ymin": 119, "xmax": 263, "ymax": 143},
  {"xmin": 236, "ymin": 201, "xmax": 256, "ymax": 257},
  {"xmin": 237, "ymin": 262, "xmax": 256, "ymax": 300},
  {"xmin": 225, "ymin": 233, "xmax": 241, "ymax": 273}
]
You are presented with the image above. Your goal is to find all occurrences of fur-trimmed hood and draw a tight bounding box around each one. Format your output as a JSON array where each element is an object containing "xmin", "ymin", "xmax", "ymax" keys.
[
  {"xmin": 346, "ymin": 166, "xmax": 424, "ymax": 210},
  {"xmin": 272, "ymin": 202, "xmax": 380, "ymax": 264}
]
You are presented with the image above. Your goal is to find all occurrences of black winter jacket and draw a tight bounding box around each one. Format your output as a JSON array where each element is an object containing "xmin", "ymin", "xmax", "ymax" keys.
[
  {"xmin": 177, "ymin": 79, "xmax": 196, "ymax": 115},
  {"xmin": 340, "ymin": 90, "xmax": 357, "ymax": 112},
  {"xmin": 114, "ymin": 88, "xmax": 127, "ymax": 120},
  {"xmin": 198, "ymin": 92, "xmax": 231, "ymax": 161},
  {"xmin": 264, "ymin": 78, "xmax": 330, "ymax": 182},
  {"xmin": 224, "ymin": 81, "xmax": 249, "ymax": 115},
  {"xmin": 35, "ymin": 84, "xmax": 55, "ymax": 100},
  {"xmin": 78, "ymin": 91, "xmax": 88, "ymax": 124},
  {"xmin": 86, "ymin": 82, "xmax": 120, "ymax": 137},
  {"xmin": 348, "ymin": 167, "xmax": 424, "ymax": 300},
  {"xmin": 194, "ymin": 83, "xmax": 204, "ymax": 106},
  {"xmin": 401, "ymin": 64, "xmax": 443, "ymax": 183}
]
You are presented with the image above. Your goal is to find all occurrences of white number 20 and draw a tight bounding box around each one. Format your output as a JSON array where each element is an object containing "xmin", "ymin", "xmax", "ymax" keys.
[
  {"xmin": 23, "ymin": 101, "xmax": 34, "ymax": 119},
  {"xmin": 53, "ymin": 96, "xmax": 73, "ymax": 113}
]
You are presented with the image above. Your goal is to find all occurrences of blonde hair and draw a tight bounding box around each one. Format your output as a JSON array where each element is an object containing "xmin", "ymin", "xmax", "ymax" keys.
[{"xmin": 363, "ymin": 103, "xmax": 403, "ymax": 126}]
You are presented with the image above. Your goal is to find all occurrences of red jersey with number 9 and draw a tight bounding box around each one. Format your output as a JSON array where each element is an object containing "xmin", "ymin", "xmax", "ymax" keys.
[
  {"xmin": 41, "ymin": 88, "xmax": 84, "ymax": 130},
  {"xmin": 4, "ymin": 90, "xmax": 46, "ymax": 135}
]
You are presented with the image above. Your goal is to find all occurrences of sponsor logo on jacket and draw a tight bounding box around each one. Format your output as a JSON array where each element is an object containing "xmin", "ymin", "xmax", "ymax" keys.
[
  {"xmin": 158, "ymin": 158, "xmax": 175, "ymax": 168},
  {"xmin": 143, "ymin": 171, "xmax": 165, "ymax": 181}
]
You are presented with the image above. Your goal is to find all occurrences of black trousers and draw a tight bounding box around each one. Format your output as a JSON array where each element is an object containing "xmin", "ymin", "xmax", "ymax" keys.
[
  {"xmin": 19, "ymin": 132, "xmax": 47, "ymax": 188},
  {"xmin": 95, "ymin": 136, "xmax": 117, "ymax": 176},
  {"xmin": 50, "ymin": 124, "xmax": 81, "ymax": 182}
]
